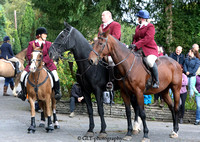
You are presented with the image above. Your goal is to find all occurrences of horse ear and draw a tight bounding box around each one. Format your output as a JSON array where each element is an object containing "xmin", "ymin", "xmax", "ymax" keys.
[
  {"xmin": 99, "ymin": 26, "xmax": 103, "ymax": 34},
  {"xmin": 64, "ymin": 21, "xmax": 70, "ymax": 28},
  {"xmin": 105, "ymin": 29, "xmax": 110, "ymax": 37}
]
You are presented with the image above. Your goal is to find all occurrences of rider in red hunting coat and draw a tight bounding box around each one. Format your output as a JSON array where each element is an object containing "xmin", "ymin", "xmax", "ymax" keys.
[
  {"xmin": 99, "ymin": 11, "xmax": 121, "ymax": 41},
  {"xmin": 130, "ymin": 10, "xmax": 159, "ymax": 88},
  {"xmin": 18, "ymin": 27, "xmax": 62, "ymax": 101}
]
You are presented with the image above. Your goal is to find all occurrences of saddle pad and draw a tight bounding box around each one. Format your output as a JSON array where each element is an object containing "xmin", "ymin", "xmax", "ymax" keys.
[
  {"xmin": 0, "ymin": 59, "xmax": 22, "ymax": 69},
  {"xmin": 25, "ymin": 68, "xmax": 54, "ymax": 88}
]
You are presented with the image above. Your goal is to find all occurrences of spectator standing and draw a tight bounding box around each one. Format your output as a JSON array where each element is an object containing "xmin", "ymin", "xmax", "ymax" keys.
[
  {"xmin": 192, "ymin": 43, "xmax": 199, "ymax": 53},
  {"xmin": 69, "ymin": 83, "xmax": 84, "ymax": 118},
  {"xmin": 184, "ymin": 49, "xmax": 200, "ymax": 99},
  {"xmin": 169, "ymin": 46, "xmax": 185, "ymax": 66}
]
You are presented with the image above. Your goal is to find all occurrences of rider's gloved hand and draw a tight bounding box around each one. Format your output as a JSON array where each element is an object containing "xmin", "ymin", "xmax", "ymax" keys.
[{"xmin": 128, "ymin": 44, "xmax": 136, "ymax": 50}]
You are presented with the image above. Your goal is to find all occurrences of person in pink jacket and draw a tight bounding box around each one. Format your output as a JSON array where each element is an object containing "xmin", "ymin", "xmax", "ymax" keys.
[
  {"xmin": 129, "ymin": 10, "xmax": 159, "ymax": 88},
  {"xmin": 17, "ymin": 27, "xmax": 62, "ymax": 101}
]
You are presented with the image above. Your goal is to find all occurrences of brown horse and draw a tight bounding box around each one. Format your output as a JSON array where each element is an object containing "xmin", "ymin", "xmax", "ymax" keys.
[
  {"xmin": 26, "ymin": 45, "xmax": 59, "ymax": 133},
  {"xmin": 0, "ymin": 48, "xmax": 27, "ymax": 96},
  {"xmin": 89, "ymin": 28, "xmax": 182, "ymax": 141}
]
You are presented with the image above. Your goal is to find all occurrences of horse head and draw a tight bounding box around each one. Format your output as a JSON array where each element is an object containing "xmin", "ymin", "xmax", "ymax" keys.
[
  {"xmin": 29, "ymin": 43, "xmax": 43, "ymax": 72},
  {"xmin": 89, "ymin": 28, "xmax": 111, "ymax": 65},
  {"xmin": 48, "ymin": 22, "xmax": 75, "ymax": 61}
]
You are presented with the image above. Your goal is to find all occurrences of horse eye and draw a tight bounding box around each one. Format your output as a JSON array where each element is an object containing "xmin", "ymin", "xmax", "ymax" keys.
[{"xmin": 99, "ymin": 43, "xmax": 103, "ymax": 46}]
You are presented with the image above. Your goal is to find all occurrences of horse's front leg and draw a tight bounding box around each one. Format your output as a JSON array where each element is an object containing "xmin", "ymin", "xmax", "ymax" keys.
[
  {"xmin": 84, "ymin": 91, "xmax": 95, "ymax": 137},
  {"xmin": 13, "ymin": 75, "xmax": 20, "ymax": 97},
  {"xmin": 45, "ymin": 97, "xmax": 54, "ymax": 132},
  {"xmin": 121, "ymin": 90, "xmax": 133, "ymax": 141},
  {"xmin": 136, "ymin": 92, "xmax": 149, "ymax": 141},
  {"xmin": 52, "ymin": 98, "xmax": 60, "ymax": 129},
  {"xmin": 28, "ymin": 98, "xmax": 36, "ymax": 133},
  {"xmin": 95, "ymin": 89, "xmax": 107, "ymax": 138},
  {"xmin": 130, "ymin": 95, "xmax": 142, "ymax": 135}
]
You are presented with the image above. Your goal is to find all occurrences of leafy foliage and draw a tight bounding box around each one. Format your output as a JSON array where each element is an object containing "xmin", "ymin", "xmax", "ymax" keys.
[
  {"xmin": 18, "ymin": 3, "xmax": 35, "ymax": 49},
  {"xmin": 13, "ymin": 29, "xmax": 21, "ymax": 54},
  {"xmin": 56, "ymin": 52, "xmax": 77, "ymax": 98},
  {"xmin": 0, "ymin": 4, "xmax": 6, "ymax": 41}
]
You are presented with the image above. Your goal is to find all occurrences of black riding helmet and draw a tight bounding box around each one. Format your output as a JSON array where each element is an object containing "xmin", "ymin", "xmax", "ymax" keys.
[{"xmin": 36, "ymin": 27, "xmax": 48, "ymax": 36}]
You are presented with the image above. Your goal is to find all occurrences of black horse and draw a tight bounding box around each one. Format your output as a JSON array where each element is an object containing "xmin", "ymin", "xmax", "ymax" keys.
[{"xmin": 48, "ymin": 22, "xmax": 141, "ymax": 139}]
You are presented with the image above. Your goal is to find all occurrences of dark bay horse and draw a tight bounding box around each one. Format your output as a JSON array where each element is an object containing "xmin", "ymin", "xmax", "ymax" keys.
[
  {"xmin": 89, "ymin": 28, "xmax": 182, "ymax": 141},
  {"xmin": 48, "ymin": 22, "xmax": 110, "ymax": 137},
  {"xmin": 0, "ymin": 48, "xmax": 27, "ymax": 96},
  {"xmin": 27, "ymin": 45, "xmax": 59, "ymax": 133}
]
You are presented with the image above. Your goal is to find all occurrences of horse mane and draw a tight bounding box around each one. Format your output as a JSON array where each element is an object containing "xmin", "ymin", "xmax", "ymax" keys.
[{"xmin": 15, "ymin": 48, "xmax": 27, "ymax": 58}]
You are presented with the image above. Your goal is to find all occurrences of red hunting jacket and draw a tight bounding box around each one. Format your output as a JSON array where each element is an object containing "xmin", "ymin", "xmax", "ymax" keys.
[
  {"xmin": 132, "ymin": 23, "xmax": 158, "ymax": 57},
  {"xmin": 99, "ymin": 21, "xmax": 121, "ymax": 40},
  {"xmin": 25, "ymin": 40, "xmax": 57, "ymax": 72}
]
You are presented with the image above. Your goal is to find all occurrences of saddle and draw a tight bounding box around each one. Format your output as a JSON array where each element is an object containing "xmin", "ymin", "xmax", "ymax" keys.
[{"xmin": 134, "ymin": 49, "xmax": 161, "ymax": 91}]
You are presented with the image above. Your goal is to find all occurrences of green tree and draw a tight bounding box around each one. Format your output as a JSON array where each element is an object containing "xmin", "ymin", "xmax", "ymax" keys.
[
  {"xmin": 18, "ymin": 3, "xmax": 35, "ymax": 49},
  {"xmin": 0, "ymin": 4, "xmax": 6, "ymax": 41},
  {"xmin": 13, "ymin": 29, "xmax": 21, "ymax": 54}
]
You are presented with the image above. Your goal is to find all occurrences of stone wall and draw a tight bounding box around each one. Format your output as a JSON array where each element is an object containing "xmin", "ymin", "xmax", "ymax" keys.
[{"xmin": 56, "ymin": 100, "xmax": 196, "ymax": 124}]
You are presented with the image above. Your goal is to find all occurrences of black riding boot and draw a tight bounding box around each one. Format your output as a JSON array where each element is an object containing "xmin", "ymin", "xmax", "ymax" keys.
[
  {"xmin": 54, "ymin": 80, "xmax": 62, "ymax": 101},
  {"xmin": 18, "ymin": 82, "xmax": 27, "ymax": 101},
  {"xmin": 15, "ymin": 61, "xmax": 21, "ymax": 75},
  {"xmin": 151, "ymin": 63, "xmax": 159, "ymax": 88}
]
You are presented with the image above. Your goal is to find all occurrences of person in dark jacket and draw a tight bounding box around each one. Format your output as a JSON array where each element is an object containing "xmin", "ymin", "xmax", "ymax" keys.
[
  {"xmin": 0, "ymin": 36, "xmax": 20, "ymax": 96},
  {"xmin": 0, "ymin": 36, "xmax": 21, "ymax": 74},
  {"xmin": 69, "ymin": 83, "xmax": 84, "ymax": 118},
  {"xmin": 184, "ymin": 49, "xmax": 200, "ymax": 98},
  {"xmin": 169, "ymin": 46, "xmax": 185, "ymax": 66}
]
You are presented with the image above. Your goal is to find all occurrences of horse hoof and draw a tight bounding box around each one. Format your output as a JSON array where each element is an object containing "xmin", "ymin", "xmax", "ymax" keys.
[
  {"xmin": 98, "ymin": 132, "xmax": 107, "ymax": 138},
  {"xmin": 46, "ymin": 126, "xmax": 54, "ymax": 132},
  {"xmin": 141, "ymin": 138, "xmax": 150, "ymax": 142},
  {"xmin": 123, "ymin": 136, "xmax": 132, "ymax": 141},
  {"xmin": 27, "ymin": 129, "xmax": 35, "ymax": 133},
  {"xmin": 54, "ymin": 125, "xmax": 60, "ymax": 129},
  {"xmin": 39, "ymin": 123, "xmax": 45, "ymax": 128},
  {"xmin": 169, "ymin": 131, "xmax": 178, "ymax": 138},
  {"xmin": 133, "ymin": 130, "xmax": 140, "ymax": 135},
  {"xmin": 84, "ymin": 132, "xmax": 94, "ymax": 137}
]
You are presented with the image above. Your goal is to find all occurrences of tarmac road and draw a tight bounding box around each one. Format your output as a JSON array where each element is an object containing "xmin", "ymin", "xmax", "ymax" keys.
[{"xmin": 0, "ymin": 77, "xmax": 199, "ymax": 142}]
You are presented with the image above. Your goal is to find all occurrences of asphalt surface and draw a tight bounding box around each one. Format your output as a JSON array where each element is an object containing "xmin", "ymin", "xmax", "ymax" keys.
[{"xmin": 0, "ymin": 77, "xmax": 200, "ymax": 142}]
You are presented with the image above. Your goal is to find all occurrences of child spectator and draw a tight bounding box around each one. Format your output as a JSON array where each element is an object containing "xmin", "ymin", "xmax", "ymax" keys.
[{"xmin": 179, "ymin": 68, "xmax": 188, "ymax": 124}]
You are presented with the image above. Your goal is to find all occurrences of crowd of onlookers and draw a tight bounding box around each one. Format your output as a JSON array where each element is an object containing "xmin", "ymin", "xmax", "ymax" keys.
[{"xmin": 144, "ymin": 44, "xmax": 200, "ymax": 125}]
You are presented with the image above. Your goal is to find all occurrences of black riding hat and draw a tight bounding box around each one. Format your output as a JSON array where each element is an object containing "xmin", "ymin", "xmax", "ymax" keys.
[{"xmin": 36, "ymin": 27, "xmax": 48, "ymax": 36}]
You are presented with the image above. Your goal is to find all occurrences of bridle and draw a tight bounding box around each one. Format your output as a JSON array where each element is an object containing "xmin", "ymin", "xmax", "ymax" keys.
[{"xmin": 31, "ymin": 50, "xmax": 43, "ymax": 71}]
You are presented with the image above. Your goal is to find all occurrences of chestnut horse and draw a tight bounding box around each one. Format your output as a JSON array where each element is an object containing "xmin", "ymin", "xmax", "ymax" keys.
[
  {"xmin": 26, "ymin": 45, "xmax": 59, "ymax": 133},
  {"xmin": 89, "ymin": 29, "xmax": 182, "ymax": 141},
  {"xmin": 0, "ymin": 48, "xmax": 27, "ymax": 96}
]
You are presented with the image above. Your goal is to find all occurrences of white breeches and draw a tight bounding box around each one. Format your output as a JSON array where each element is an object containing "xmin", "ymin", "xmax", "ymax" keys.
[
  {"xmin": 20, "ymin": 70, "xmax": 59, "ymax": 82},
  {"xmin": 108, "ymin": 56, "xmax": 115, "ymax": 66},
  {"xmin": 144, "ymin": 55, "xmax": 157, "ymax": 68}
]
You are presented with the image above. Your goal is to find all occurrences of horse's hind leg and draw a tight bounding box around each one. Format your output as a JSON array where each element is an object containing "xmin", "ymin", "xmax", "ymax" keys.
[
  {"xmin": 52, "ymin": 98, "xmax": 60, "ymax": 129},
  {"xmin": 13, "ymin": 75, "xmax": 20, "ymax": 97},
  {"xmin": 38, "ymin": 101, "xmax": 45, "ymax": 128},
  {"xmin": 161, "ymin": 87, "xmax": 179, "ymax": 138},
  {"xmin": 28, "ymin": 98, "xmax": 36, "ymax": 133},
  {"xmin": 95, "ymin": 89, "xmax": 107, "ymax": 138}
]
